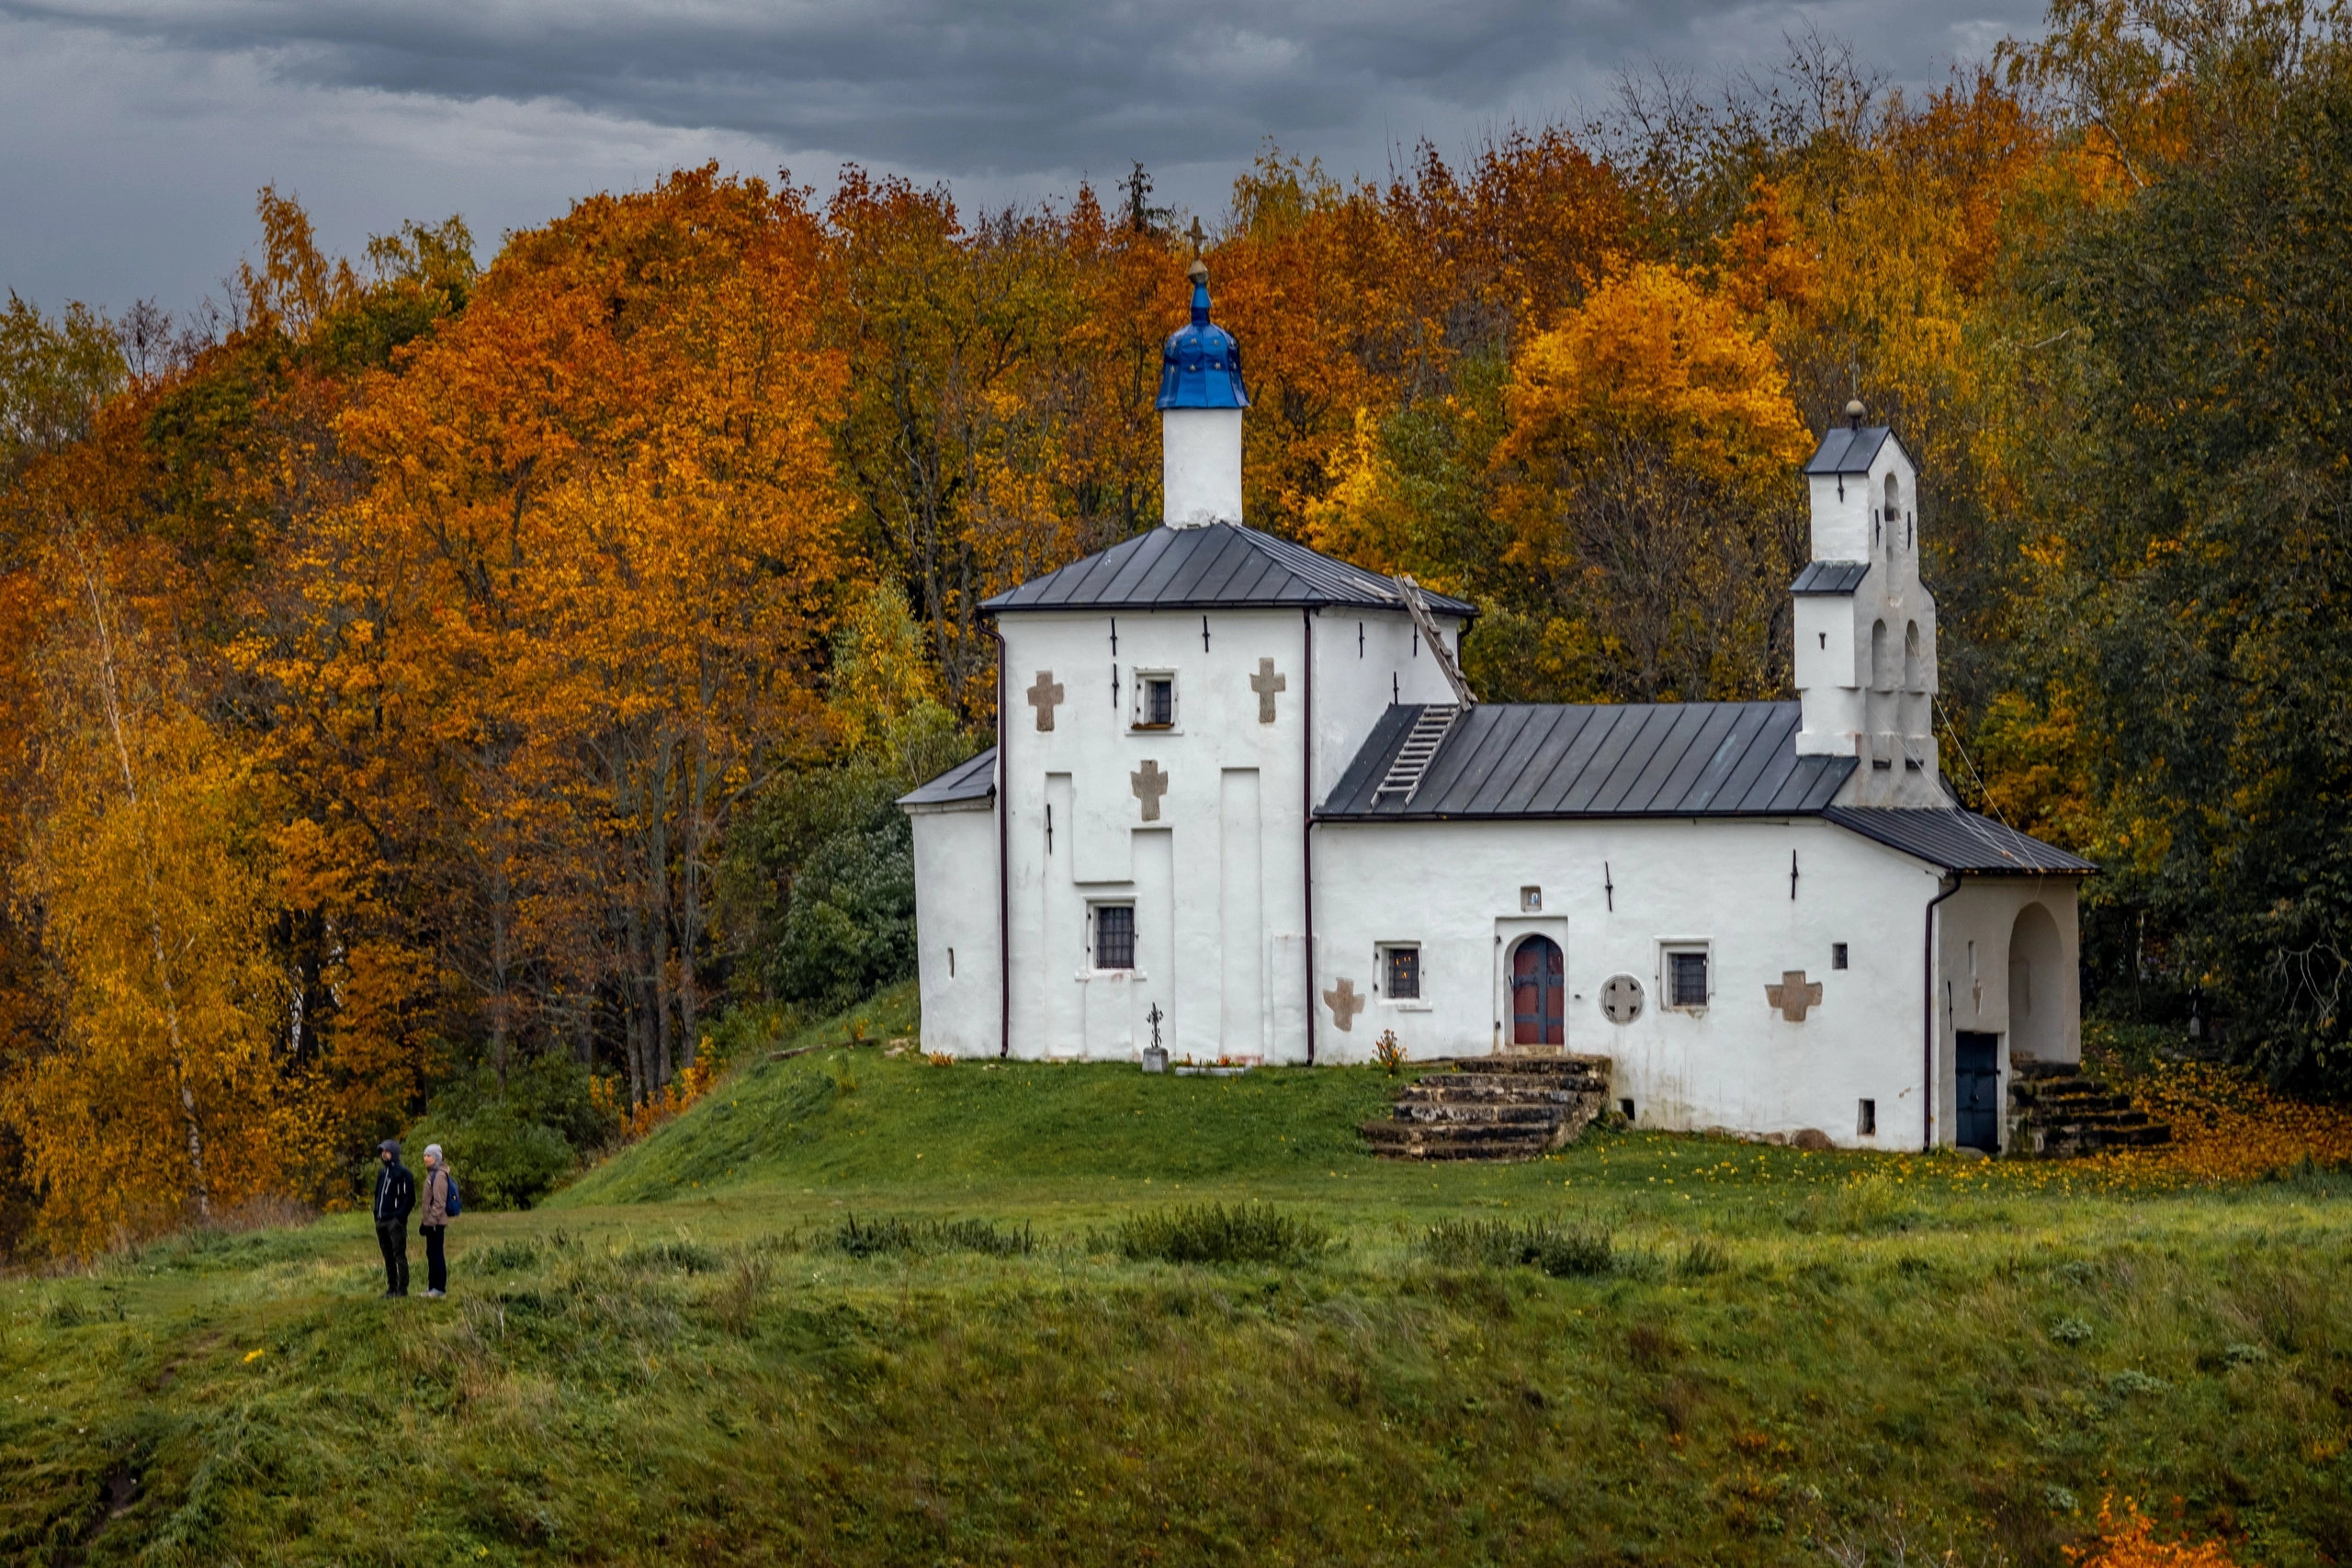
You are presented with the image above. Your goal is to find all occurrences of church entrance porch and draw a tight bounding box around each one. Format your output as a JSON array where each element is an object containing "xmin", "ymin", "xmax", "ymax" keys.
[
  {"xmin": 1955, "ymin": 1031, "xmax": 2001, "ymax": 1152},
  {"xmin": 1510, "ymin": 935, "xmax": 1566, "ymax": 1048}
]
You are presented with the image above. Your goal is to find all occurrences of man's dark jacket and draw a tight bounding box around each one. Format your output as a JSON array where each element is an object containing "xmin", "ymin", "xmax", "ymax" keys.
[{"xmin": 374, "ymin": 1159, "xmax": 416, "ymax": 1225}]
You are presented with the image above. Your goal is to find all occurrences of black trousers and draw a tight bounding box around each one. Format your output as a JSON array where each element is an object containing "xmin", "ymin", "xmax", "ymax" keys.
[
  {"xmin": 376, "ymin": 1221, "xmax": 409, "ymax": 1294},
  {"xmin": 422, "ymin": 1225, "xmax": 447, "ymax": 1292}
]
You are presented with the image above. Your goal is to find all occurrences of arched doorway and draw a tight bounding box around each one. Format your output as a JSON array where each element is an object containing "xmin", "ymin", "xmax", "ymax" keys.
[
  {"xmin": 1510, "ymin": 935, "xmax": 1565, "ymax": 1047},
  {"xmin": 2009, "ymin": 902, "xmax": 2064, "ymax": 1062}
]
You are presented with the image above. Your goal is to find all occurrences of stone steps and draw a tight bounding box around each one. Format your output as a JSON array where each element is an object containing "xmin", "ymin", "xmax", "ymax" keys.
[
  {"xmin": 2007, "ymin": 1066, "xmax": 2172, "ymax": 1158},
  {"xmin": 1362, "ymin": 1055, "xmax": 1613, "ymax": 1163}
]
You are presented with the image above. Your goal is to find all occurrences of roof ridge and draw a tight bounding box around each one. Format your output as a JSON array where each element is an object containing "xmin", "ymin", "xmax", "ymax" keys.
[{"xmin": 978, "ymin": 522, "xmax": 1476, "ymax": 617}]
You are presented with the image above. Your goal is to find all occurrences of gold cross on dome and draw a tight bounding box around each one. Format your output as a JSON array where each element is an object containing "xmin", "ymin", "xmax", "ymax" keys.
[
  {"xmin": 1130, "ymin": 759, "xmax": 1169, "ymax": 821},
  {"xmin": 1323, "ymin": 976, "xmax": 1366, "ymax": 1032},
  {"xmin": 1025, "ymin": 671, "xmax": 1065, "ymax": 731},
  {"xmin": 1250, "ymin": 658, "xmax": 1287, "ymax": 723},
  {"xmin": 1765, "ymin": 970, "xmax": 1825, "ymax": 1022},
  {"xmin": 1189, "ymin": 216, "xmax": 1205, "ymax": 257}
]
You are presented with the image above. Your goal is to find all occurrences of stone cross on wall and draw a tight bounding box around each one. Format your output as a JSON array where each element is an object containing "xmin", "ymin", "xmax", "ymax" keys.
[
  {"xmin": 1765, "ymin": 970, "xmax": 1825, "ymax": 1022},
  {"xmin": 1250, "ymin": 658, "xmax": 1287, "ymax": 724},
  {"xmin": 1026, "ymin": 671, "xmax": 1065, "ymax": 731},
  {"xmin": 1323, "ymin": 976, "xmax": 1366, "ymax": 1032},
  {"xmin": 1131, "ymin": 760, "xmax": 1169, "ymax": 821}
]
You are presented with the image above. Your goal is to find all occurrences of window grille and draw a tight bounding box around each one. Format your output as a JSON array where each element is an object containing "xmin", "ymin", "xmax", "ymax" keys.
[
  {"xmin": 1095, "ymin": 906, "xmax": 1136, "ymax": 970},
  {"xmin": 1384, "ymin": 945, "xmax": 1420, "ymax": 1000},
  {"xmin": 1832, "ymin": 942, "xmax": 1849, "ymax": 971},
  {"xmin": 1136, "ymin": 675, "xmax": 1174, "ymax": 728},
  {"xmin": 1668, "ymin": 950, "xmax": 1709, "ymax": 1008}
]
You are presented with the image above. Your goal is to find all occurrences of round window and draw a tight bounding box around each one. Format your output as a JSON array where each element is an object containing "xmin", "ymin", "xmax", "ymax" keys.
[{"xmin": 1599, "ymin": 974, "xmax": 1645, "ymax": 1025}]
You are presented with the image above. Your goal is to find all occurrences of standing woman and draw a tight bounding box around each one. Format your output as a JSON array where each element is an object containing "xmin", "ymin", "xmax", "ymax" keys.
[{"xmin": 419, "ymin": 1144, "xmax": 457, "ymax": 1298}]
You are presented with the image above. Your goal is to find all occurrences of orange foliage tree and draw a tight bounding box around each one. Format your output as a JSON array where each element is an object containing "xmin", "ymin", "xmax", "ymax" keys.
[
  {"xmin": 1484, "ymin": 263, "xmax": 1812, "ymax": 702},
  {"xmin": 311, "ymin": 165, "xmax": 853, "ymax": 1104}
]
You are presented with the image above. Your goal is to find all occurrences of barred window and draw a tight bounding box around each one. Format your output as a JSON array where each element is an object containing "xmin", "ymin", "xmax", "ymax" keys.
[
  {"xmin": 1134, "ymin": 672, "xmax": 1175, "ymax": 728},
  {"xmin": 1094, "ymin": 906, "xmax": 1136, "ymax": 970},
  {"xmin": 1668, "ymin": 949, "xmax": 1709, "ymax": 1009},
  {"xmin": 1384, "ymin": 944, "xmax": 1420, "ymax": 1000}
]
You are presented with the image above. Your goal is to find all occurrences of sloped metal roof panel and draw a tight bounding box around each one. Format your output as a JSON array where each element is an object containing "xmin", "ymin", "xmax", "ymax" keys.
[
  {"xmin": 898, "ymin": 748, "xmax": 998, "ymax": 808},
  {"xmin": 1822, "ymin": 807, "xmax": 2097, "ymax": 874},
  {"xmin": 979, "ymin": 525, "xmax": 1477, "ymax": 617},
  {"xmin": 1792, "ymin": 560, "xmax": 1871, "ymax": 594},
  {"xmin": 1319, "ymin": 702, "xmax": 1858, "ymax": 819},
  {"xmin": 1804, "ymin": 425, "xmax": 1894, "ymax": 475}
]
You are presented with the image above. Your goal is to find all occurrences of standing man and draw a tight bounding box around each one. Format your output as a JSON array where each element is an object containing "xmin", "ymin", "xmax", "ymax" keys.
[
  {"xmin": 418, "ymin": 1143, "xmax": 456, "ymax": 1299},
  {"xmin": 373, "ymin": 1139, "xmax": 416, "ymax": 1297}
]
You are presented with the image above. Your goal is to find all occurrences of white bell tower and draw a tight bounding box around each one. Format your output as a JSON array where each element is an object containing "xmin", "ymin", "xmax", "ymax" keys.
[{"xmin": 1792, "ymin": 401, "xmax": 1944, "ymax": 807}]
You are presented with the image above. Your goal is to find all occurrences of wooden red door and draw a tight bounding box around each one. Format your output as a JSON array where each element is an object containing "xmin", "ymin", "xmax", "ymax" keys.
[{"xmin": 1511, "ymin": 935, "xmax": 1565, "ymax": 1046}]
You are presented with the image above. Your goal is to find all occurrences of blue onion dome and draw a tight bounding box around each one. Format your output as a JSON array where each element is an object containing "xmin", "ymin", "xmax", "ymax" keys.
[{"xmin": 1157, "ymin": 257, "xmax": 1250, "ymax": 411}]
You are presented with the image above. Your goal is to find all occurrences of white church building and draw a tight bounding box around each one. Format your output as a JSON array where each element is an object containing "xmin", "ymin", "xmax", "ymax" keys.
[{"xmin": 900, "ymin": 260, "xmax": 2093, "ymax": 1153}]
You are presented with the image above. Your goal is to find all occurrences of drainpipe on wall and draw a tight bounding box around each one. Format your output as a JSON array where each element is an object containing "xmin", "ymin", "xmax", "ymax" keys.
[
  {"xmin": 1923, "ymin": 872, "xmax": 1962, "ymax": 1147},
  {"xmin": 1302, "ymin": 607, "xmax": 1317, "ymax": 1066},
  {"xmin": 992, "ymin": 624, "xmax": 1011, "ymax": 1059}
]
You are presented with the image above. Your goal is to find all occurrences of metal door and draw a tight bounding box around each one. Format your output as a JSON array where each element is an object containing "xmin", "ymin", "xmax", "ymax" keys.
[
  {"xmin": 1511, "ymin": 935, "xmax": 1566, "ymax": 1047},
  {"xmin": 1955, "ymin": 1031, "xmax": 2001, "ymax": 1152}
]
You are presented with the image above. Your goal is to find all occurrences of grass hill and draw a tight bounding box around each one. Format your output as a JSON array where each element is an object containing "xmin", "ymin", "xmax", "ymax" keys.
[{"xmin": 6, "ymin": 988, "xmax": 2350, "ymax": 1565}]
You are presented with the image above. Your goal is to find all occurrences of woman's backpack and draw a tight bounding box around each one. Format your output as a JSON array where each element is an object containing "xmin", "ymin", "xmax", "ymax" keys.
[{"xmin": 443, "ymin": 1170, "xmax": 462, "ymax": 1217}]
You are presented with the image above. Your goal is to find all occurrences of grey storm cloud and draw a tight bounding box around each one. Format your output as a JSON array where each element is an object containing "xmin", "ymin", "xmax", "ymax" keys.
[
  {"xmin": 0, "ymin": 0, "xmax": 2039, "ymax": 177},
  {"xmin": 0, "ymin": 0, "xmax": 2049, "ymax": 314}
]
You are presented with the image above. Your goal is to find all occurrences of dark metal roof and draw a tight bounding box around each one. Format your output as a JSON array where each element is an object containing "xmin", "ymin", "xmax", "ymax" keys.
[
  {"xmin": 898, "ymin": 747, "xmax": 997, "ymax": 809},
  {"xmin": 1318, "ymin": 702, "xmax": 1855, "ymax": 819},
  {"xmin": 1792, "ymin": 560, "xmax": 1871, "ymax": 595},
  {"xmin": 1821, "ymin": 807, "xmax": 2097, "ymax": 874},
  {"xmin": 979, "ymin": 525, "xmax": 1477, "ymax": 618},
  {"xmin": 1804, "ymin": 424, "xmax": 1905, "ymax": 476}
]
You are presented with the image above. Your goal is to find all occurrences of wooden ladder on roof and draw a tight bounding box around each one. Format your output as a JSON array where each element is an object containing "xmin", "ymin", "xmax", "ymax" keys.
[
  {"xmin": 1396, "ymin": 574, "xmax": 1476, "ymax": 706},
  {"xmin": 1374, "ymin": 705, "xmax": 1460, "ymax": 804}
]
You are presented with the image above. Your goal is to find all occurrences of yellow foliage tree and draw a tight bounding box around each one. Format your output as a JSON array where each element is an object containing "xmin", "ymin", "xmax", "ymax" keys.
[
  {"xmin": 10, "ymin": 542, "xmax": 318, "ymax": 1253},
  {"xmin": 1490, "ymin": 263, "xmax": 1811, "ymax": 702}
]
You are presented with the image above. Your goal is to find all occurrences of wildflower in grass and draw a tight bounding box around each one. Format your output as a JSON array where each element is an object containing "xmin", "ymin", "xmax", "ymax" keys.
[{"xmin": 2064, "ymin": 1495, "xmax": 2239, "ymax": 1566}]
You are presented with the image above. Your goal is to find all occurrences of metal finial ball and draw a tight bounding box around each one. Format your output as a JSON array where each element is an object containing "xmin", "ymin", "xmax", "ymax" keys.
[{"xmin": 1845, "ymin": 399, "xmax": 1866, "ymax": 419}]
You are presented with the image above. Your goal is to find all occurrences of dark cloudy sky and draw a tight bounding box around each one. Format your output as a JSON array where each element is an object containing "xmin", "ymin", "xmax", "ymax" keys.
[{"xmin": 0, "ymin": 0, "xmax": 2047, "ymax": 318}]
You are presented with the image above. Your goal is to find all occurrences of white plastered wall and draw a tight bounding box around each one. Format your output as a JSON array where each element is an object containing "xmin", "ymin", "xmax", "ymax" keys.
[
  {"xmin": 908, "ymin": 798, "xmax": 1002, "ymax": 1056},
  {"xmin": 1311, "ymin": 816, "xmax": 1958, "ymax": 1148},
  {"xmin": 987, "ymin": 601, "xmax": 1464, "ymax": 1063},
  {"xmin": 1931, "ymin": 876, "xmax": 2083, "ymax": 1150}
]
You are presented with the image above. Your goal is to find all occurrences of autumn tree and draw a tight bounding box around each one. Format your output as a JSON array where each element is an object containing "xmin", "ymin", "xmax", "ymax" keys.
[
  {"xmin": 2007, "ymin": 40, "xmax": 2352, "ymax": 1089},
  {"xmin": 1474, "ymin": 264, "xmax": 1811, "ymax": 702},
  {"xmin": 8, "ymin": 528, "xmax": 319, "ymax": 1254},
  {"xmin": 316, "ymin": 166, "xmax": 854, "ymax": 1101}
]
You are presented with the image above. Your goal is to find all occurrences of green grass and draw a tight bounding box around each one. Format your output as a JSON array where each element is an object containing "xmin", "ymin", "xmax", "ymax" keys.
[{"xmin": 6, "ymin": 986, "xmax": 2351, "ymax": 1565}]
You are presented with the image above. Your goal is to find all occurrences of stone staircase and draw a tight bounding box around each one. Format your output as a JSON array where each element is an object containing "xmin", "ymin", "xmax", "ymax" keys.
[
  {"xmin": 1361, "ymin": 1056, "xmax": 1613, "ymax": 1161},
  {"xmin": 2007, "ymin": 1061, "xmax": 2172, "ymax": 1158}
]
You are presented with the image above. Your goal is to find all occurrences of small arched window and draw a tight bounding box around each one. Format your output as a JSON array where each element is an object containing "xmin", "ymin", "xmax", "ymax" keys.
[
  {"xmin": 1904, "ymin": 621, "xmax": 1924, "ymax": 692},
  {"xmin": 1871, "ymin": 619, "xmax": 1894, "ymax": 690},
  {"xmin": 1884, "ymin": 473, "xmax": 1900, "ymax": 525}
]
